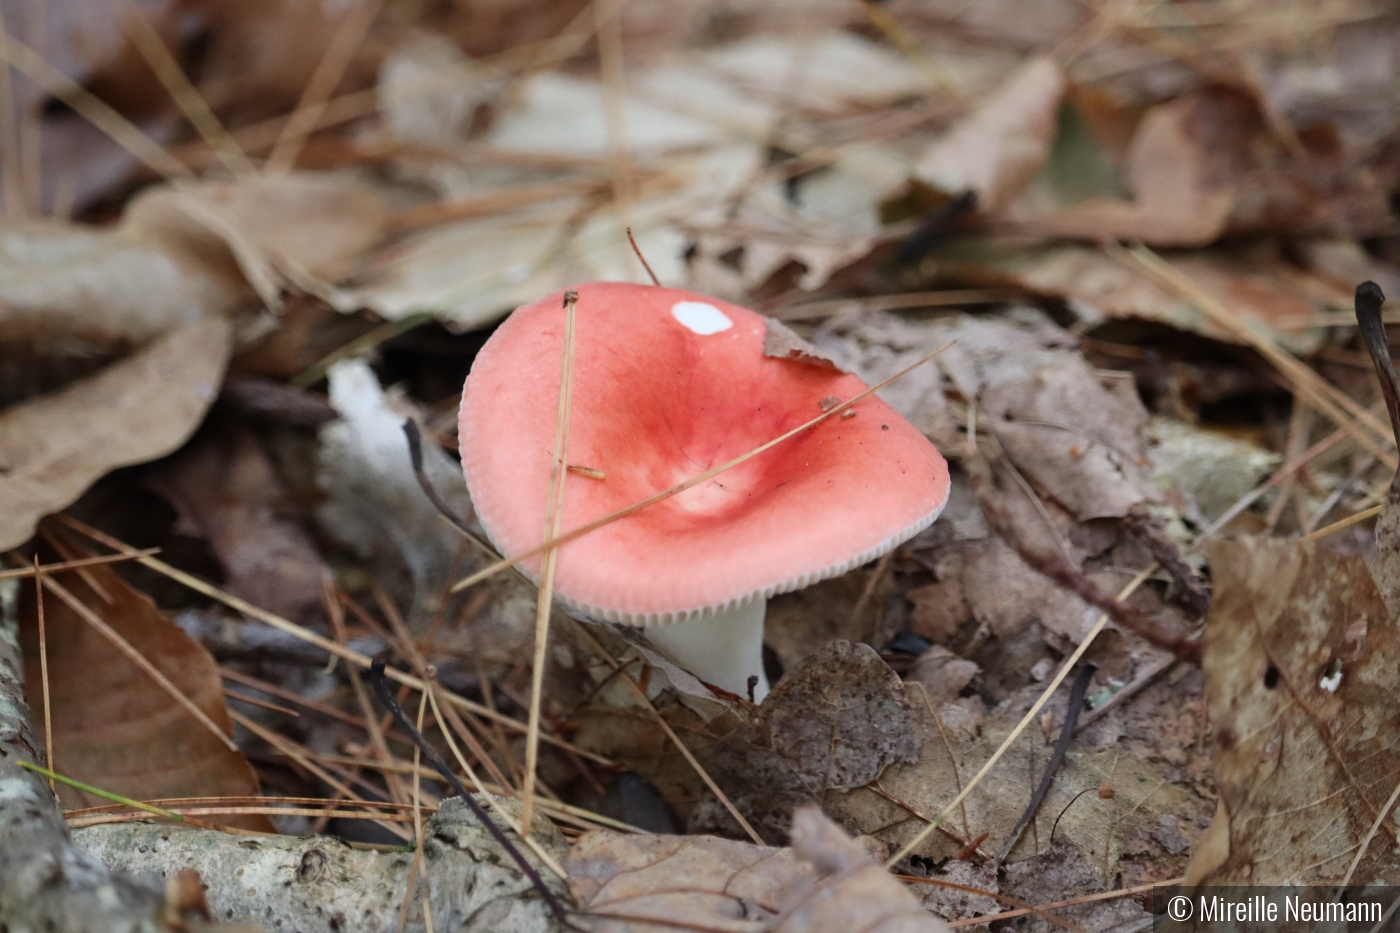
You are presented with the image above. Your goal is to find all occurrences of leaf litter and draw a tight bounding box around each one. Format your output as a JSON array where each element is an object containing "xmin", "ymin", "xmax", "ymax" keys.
[{"xmin": 1, "ymin": 0, "xmax": 1400, "ymax": 930}]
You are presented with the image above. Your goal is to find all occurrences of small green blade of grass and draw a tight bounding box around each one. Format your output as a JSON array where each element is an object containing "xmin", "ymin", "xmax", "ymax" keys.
[{"xmin": 18, "ymin": 760, "xmax": 194, "ymax": 824}]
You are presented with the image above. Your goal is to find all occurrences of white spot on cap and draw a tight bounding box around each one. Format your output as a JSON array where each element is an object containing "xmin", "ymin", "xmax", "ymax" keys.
[{"xmin": 672, "ymin": 301, "xmax": 733, "ymax": 335}]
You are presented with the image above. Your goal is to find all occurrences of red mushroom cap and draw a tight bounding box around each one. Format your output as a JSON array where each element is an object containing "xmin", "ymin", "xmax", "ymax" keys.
[{"xmin": 459, "ymin": 282, "xmax": 950, "ymax": 624}]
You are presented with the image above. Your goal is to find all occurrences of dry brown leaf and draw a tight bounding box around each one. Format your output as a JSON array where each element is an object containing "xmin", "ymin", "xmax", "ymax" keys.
[
  {"xmin": 18, "ymin": 548, "xmax": 269, "ymax": 831},
  {"xmin": 0, "ymin": 316, "xmax": 232, "ymax": 551},
  {"xmin": 816, "ymin": 310, "xmax": 1153, "ymax": 521},
  {"xmin": 565, "ymin": 806, "xmax": 952, "ymax": 933},
  {"xmin": 1021, "ymin": 85, "xmax": 1395, "ymax": 245},
  {"xmin": 566, "ymin": 828, "xmax": 810, "ymax": 932},
  {"xmin": 826, "ymin": 684, "xmax": 1203, "ymax": 878},
  {"xmin": 908, "ymin": 648, "xmax": 981, "ymax": 709},
  {"xmin": 763, "ymin": 642, "xmax": 918, "ymax": 792},
  {"xmin": 979, "ymin": 361, "xmax": 1149, "ymax": 522},
  {"xmin": 126, "ymin": 173, "xmax": 389, "ymax": 311},
  {"xmin": 775, "ymin": 806, "xmax": 952, "ymax": 933},
  {"xmin": 763, "ymin": 319, "xmax": 840, "ymax": 370},
  {"xmin": 1017, "ymin": 90, "xmax": 1239, "ymax": 247},
  {"xmin": 0, "ymin": 218, "xmax": 245, "ymax": 346},
  {"xmin": 1185, "ymin": 537, "xmax": 1400, "ymax": 886},
  {"xmin": 0, "ymin": 174, "xmax": 386, "ymax": 345},
  {"xmin": 149, "ymin": 425, "xmax": 327, "ymax": 625},
  {"xmin": 698, "ymin": 31, "xmax": 932, "ymax": 113},
  {"xmin": 968, "ymin": 244, "xmax": 1340, "ymax": 356},
  {"xmin": 907, "ymin": 539, "xmax": 1090, "ymax": 646},
  {"xmin": 689, "ymin": 642, "xmax": 919, "ymax": 841},
  {"xmin": 565, "ymin": 638, "xmax": 916, "ymax": 844},
  {"xmin": 915, "ymin": 57, "xmax": 1065, "ymax": 213}
]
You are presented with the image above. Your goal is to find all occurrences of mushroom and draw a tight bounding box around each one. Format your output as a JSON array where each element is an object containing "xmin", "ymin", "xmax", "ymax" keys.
[{"xmin": 459, "ymin": 282, "xmax": 950, "ymax": 702}]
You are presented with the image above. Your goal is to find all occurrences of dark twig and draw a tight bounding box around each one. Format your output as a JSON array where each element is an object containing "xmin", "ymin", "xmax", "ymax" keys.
[
  {"xmin": 1122, "ymin": 504, "xmax": 1210, "ymax": 618},
  {"xmin": 217, "ymin": 376, "xmax": 338, "ymax": 428},
  {"xmin": 1354, "ymin": 282, "xmax": 1400, "ymax": 619},
  {"xmin": 898, "ymin": 189, "xmax": 977, "ymax": 264},
  {"xmin": 403, "ymin": 420, "xmax": 474, "ymax": 538},
  {"xmin": 965, "ymin": 446, "xmax": 1201, "ymax": 664},
  {"xmin": 1356, "ymin": 282, "xmax": 1399, "ymax": 447},
  {"xmin": 403, "ymin": 421, "xmax": 551, "ymax": 596},
  {"xmin": 401, "ymin": 420, "xmax": 513, "ymax": 571},
  {"xmin": 367, "ymin": 661, "xmax": 576, "ymax": 929},
  {"xmin": 997, "ymin": 663, "xmax": 1097, "ymax": 862},
  {"xmin": 626, "ymin": 227, "xmax": 661, "ymax": 286}
]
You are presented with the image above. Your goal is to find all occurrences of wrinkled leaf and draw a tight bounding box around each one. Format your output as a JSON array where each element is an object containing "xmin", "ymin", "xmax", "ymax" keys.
[
  {"xmin": 1018, "ymin": 90, "xmax": 1243, "ymax": 247},
  {"xmin": 1186, "ymin": 537, "xmax": 1400, "ymax": 886},
  {"xmin": 815, "ymin": 310, "xmax": 1153, "ymax": 520},
  {"xmin": 827, "ymin": 683, "xmax": 1203, "ymax": 876},
  {"xmin": 566, "ymin": 828, "xmax": 810, "ymax": 932},
  {"xmin": 775, "ymin": 806, "xmax": 952, "ymax": 933},
  {"xmin": 958, "ymin": 243, "xmax": 1341, "ymax": 355},
  {"xmin": 565, "ymin": 805, "xmax": 953, "ymax": 933}
]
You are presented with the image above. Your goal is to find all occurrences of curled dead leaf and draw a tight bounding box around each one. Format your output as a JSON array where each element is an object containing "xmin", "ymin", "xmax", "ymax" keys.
[
  {"xmin": 1019, "ymin": 90, "xmax": 1242, "ymax": 247},
  {"xmin": 915, "ymin": 58, "xmax": 1066, "ymax": 213},
  {"xmin": 764, "ymin": 319, "xmax": 841, "ymax": 371},
  {"xmin": 775, "ymin": 806, "xmax": 952, "ymax": 933},
  {"xmin": 566, "ymin": 828, "xmax": 810, "ymax": 932},
  {"xmin": 0, "ymin": 174, "xmax": 386, "ymax": 346},
  {"xmin": 149, "ymin": 426, "xmax": 327, "ymax": 625},
  {"xmin": 0, "ymin": 315, "xmax": 232, "ymax": 551}
]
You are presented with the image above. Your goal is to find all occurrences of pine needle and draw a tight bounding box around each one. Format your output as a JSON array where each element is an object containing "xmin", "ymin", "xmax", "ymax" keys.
[
  {"xmin": 33, "ymin": 555, "xmax": 53, "ymax": 794},
  {"xmin": 886, "ymin": 564, "xmax": 1158, "ymax": 867},
  {"xmin": 0, "ymin": 29, "xmax": 192, "ymax": 180},
  {"xmin": 523, "ymin": 289, "xmax": 579, "ymax": 833},
  {"xmin": 117, "ymin": 0, "xmax": 255, "ymax": 177}
]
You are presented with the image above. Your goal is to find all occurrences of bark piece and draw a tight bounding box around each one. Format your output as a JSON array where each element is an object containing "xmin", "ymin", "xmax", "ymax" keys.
[
  {"xmin": 75, "ymin": 797, "xmax": 568, "ymax": 933},
  {"xmin": 0, "ymin": 592, "xmax": 168, "ymax": 931}
]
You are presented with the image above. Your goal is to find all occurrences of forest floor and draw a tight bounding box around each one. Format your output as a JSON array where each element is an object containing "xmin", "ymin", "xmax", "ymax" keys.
[{"xmin": 2, "ymin": 1, "xmax": 1400, "ymax": 931}]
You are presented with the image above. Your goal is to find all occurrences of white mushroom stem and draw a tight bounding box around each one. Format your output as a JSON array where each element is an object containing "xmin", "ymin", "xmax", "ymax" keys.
[{"xmin": 645, "ymin": 601, "xmax": 770, "ymax": 703}]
